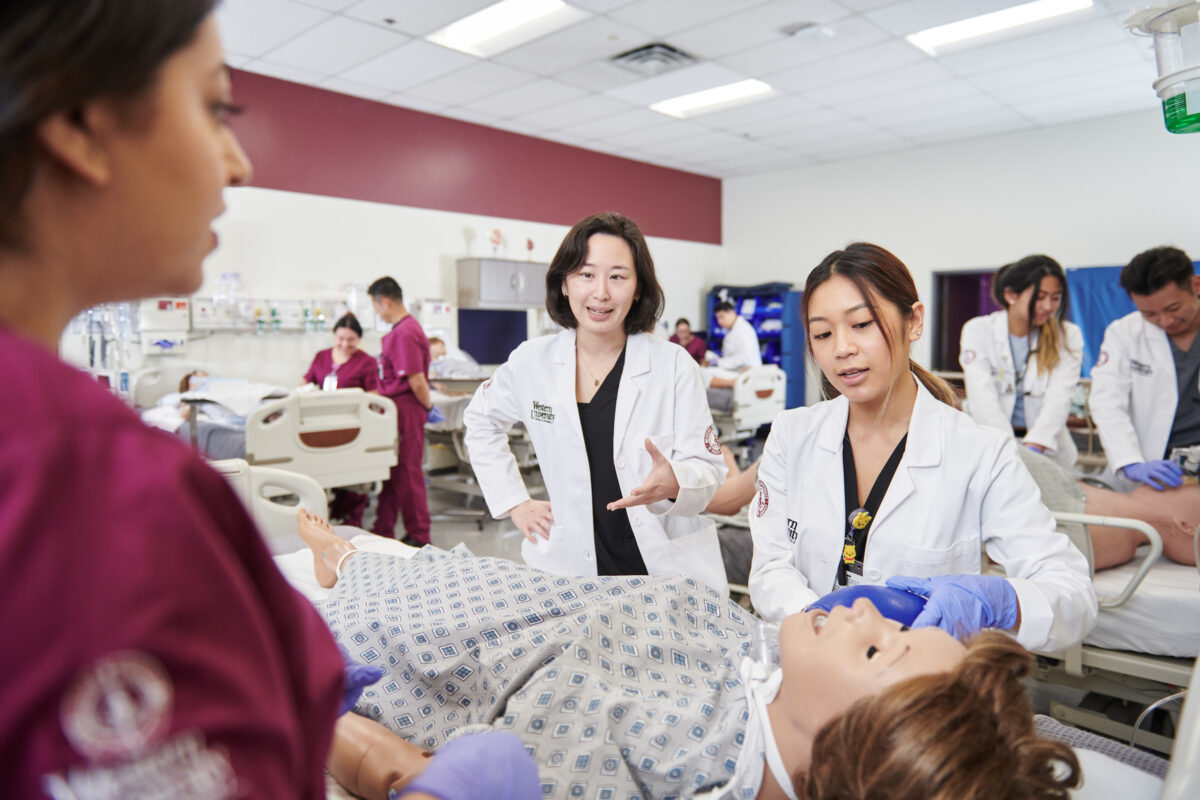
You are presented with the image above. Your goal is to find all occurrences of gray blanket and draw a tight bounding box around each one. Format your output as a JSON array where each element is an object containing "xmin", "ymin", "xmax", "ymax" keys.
[{"xmin": 317, "ymin": 551, "xmax": 763, "ymax": 799}]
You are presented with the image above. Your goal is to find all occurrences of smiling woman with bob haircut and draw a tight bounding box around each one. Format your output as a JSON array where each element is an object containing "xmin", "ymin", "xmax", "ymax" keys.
[
  {"xmin": 464, "ymin": 211, "xmax": 729, "ymax": 590},
  {"xmin": 748, "ymin": 243, "xmax": 1097, "ymax": 654}
]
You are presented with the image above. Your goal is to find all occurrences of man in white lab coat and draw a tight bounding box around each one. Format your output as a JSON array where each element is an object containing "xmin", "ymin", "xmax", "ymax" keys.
[
  {"xmin": 1090, "ymin": 246, "xmax": 1200, "ymax": 490},
  {"xmin": 709, "ymin": 301, "xmax": 762, "ymax": 370}
]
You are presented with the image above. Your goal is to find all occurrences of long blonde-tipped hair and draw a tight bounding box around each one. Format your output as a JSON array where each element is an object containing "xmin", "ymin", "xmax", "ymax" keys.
[
  {"xmin": 802, "ymin": 243, "xmax": 956, "ymax": 408},
  {"xmin": 992, "ymin": 255, "xmax": 1073, "ymax": 377},
  {"xmin": 798, "ymin": 631, "xmax": 1081, "ymax": 799}
]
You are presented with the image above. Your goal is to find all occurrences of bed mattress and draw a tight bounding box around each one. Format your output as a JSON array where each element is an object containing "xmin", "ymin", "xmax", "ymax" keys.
[
  {"xmin": 426, "ymin": 391, "xmax": 472, "ymax": 433},
  {"xmin": 1086, "ymin": 554, "xmax": 1200, "ymax": 658}
]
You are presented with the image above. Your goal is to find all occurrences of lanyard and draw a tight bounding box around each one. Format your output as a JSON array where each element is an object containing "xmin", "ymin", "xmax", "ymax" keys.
[
  {"xmin": 839, "ymin": 432, "xmax": 908, "ymax": 585},
  {"xmin": 1008, "ymin": 335, "xmax": 1030, "ymax": 393}
]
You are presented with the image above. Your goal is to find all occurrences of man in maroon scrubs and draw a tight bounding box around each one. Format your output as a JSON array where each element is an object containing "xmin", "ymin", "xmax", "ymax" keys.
[{"xmin": 369, "ymin": 277, "xmax": 433, "ymax": 544}]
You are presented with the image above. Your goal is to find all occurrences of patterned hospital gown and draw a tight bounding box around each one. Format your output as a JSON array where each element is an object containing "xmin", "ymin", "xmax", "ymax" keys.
[{"xmin": 316, "ymin": 550, "xmax": 764, "ymax": 800}]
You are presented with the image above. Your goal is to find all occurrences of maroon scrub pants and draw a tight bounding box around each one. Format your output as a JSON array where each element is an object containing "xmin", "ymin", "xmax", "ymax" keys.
[{"xmin": 372, "ymin": 394, "xmax": 430, "ymax": 543}]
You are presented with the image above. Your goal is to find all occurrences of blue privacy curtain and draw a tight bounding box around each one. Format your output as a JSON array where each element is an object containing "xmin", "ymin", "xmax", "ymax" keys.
[{"xmin": 1064, "ymin": 266, "xmax": 1131, "ymax": 377}]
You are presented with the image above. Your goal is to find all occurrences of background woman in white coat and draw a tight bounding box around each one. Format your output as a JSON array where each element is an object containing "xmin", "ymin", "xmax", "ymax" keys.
[
  {"xmin": 749, "ymin": 243, "xmax": 1096, "ymax": 653},
  {"xmin": 960, "ymin": 255, "xmax": 1083, "ymax": 468},
  {"xmin": 464, "ymin": 212, "xmax": 728, "ymax": 590}
]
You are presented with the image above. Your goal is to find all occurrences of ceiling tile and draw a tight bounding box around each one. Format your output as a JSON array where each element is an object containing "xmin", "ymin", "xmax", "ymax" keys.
[
  {"xmin": 556, "ymin": 106, "xmax": 672, "ymax": 139},
  {"xmin": 888, "ymin": 106, "xmax": 1031, "ymax": 139},
  {"xmin": 668, "ymin": 0, "xmax": 848, "ymax": 60},
  {"xmin": 696, "ymin": 95, "xmax": 819, "ymax": 132},
  {"xmin": 865, "ymin": 91, "xmax": 1006, "ymax": 128},
  {"xmin": 404, "ymin": 62, "xmax": 538, "ymax": 104},
  {"xmin": 601, "ymin": 120, "xmax": 715, "ymax": 149},
  {"xmin": 605, "ymin": 63, "xmax": 752, "ymax": 105},
  {"xmin": 767, "ymin": 39, "xmax": 926, "ymax": 94},
  {"xmin": 988, "ymin": 65, "xmax": 1150, "ymax": 107},
  {"xmin": 241, "ymin": 59, "xmax": 326, "ymax": 84},
  {"xmin": 1010, "ymin": 83, "xmax": 1158, "ymax": 126},
  {"xmin": 343, "ymin": 0, "xmax": 495, "ymax": 36},
  {"xmin": 319, "ymin": 76, "xmax": 394, "ymax": 100},
  {"xmin": 341, "ymin": 40, "xmax": 479, "ymax": 92},
  {"xmin": 217, "ymin": 0, "xmax": 330, "ymax": 57},
  {"xmin": 937, "ymin": 17, "xmax": 1129, "ymax": 77},
  {"xmin": 261, "ymin": 15, "xmax": 409, "ymax": 74},
  {"xmin": 518, "ymin": 94, "xmax": 640, "ymax": 130},
  {"xmin": 459, "ymin": 78, "xmax": 589, "ymax": 117},
  {"xmin": 571, "ymin": 0, "xmax": 639, "ymax": 11},
  {"xmin": 968, "ymin": 42, "xmax": 1146, "ymax": 94},
  {"xmin": 717, "ymin": 15, "xmax": 892, "ymax": 76},
  {"xmin": 666, "ymin": 129, "xmax": 765, "ymax": 156},
  {"xmin": 865, "ymin": 0, "xmax": 1034, "ymax": 37},
  {"xmin": 837, "ymin": 0, "xmax": 906, "ymax": 11},
  {"xmin": 606, "ymin": 0, "xmax": 765, "ymax": 38},
  {"xmin": 849, "ymin": 77, "xmax": 980, "ymax": 115},
  {"xmin": 294, "ymin": 0, "xmax": 359, "ymax": 10},
  {"xmin": 383, "ymin": 93, "xmax": 451, "ymax": 114},
  {"xmin": 487, "ymin": 118, "xmax": 553, "ymax": 137},
  {"xmin": 801, "ymin": 60, "xmax": 957, "ymax": 106},
  {"xmin": 747, "ymin": 107, "xmax": 857, "ymax": 138},
  {"xmin": 491, "ymin": 16, "xmax": 652, "ymax": 75},
  {"xmin": 441, "ymin": 107, "xmax": 505, "ymax": 126},
  {"xmin": 552, "ymin": 60, "xmax": 644, "ymax": 92}
]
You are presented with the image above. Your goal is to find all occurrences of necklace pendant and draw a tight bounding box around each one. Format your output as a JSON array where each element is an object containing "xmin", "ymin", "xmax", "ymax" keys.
[{"xmin": 594, "ymin": 378, "xmax": 600, "ymax": 387}]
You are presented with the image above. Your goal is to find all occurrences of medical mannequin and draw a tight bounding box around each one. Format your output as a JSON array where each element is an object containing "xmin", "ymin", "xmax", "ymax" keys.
[
  {"xmin": 369, "ymin": 277, "xmax": 433, "ymax": 545},
  {"xmin": 294, "ymin": 509, "xmax": 1080, "ymax": 800},
  {"xmin": 0, "ymin": 4, "xmax": 348, "ymax": 796},
  {"xmin": 303, "ymin": 312, "xmax": 378, "ymax": 527},
  {"xmin": 464, "ymin": 212, "xmax": 729, "ymax": 590},
  {"xmin": 1090, "ymin": 246, "xmax": 1200, "ymax": 491},
  {"xmin": 960, "ymin": 255, "xmax": 1083, "ymax": 468},
  {"xmin": 749, "ymin": 243, "xmax": 1096, "ymax": 654}
]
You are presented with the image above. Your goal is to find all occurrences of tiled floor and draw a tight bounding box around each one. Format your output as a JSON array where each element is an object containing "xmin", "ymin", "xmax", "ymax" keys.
[{"xmin": 360, "ymin": 486, "xmax": 526, "ymax": 563}]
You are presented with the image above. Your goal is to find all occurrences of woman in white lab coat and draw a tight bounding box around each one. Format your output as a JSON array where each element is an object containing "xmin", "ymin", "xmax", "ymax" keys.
[
  {"xmin": 748, "ymin": 243, "xmax": 1095, "ymax": 653},
  {"xmin": 463, "ymin": 212, "xmax": 729, "ymax": 591},
  {"xmin": 959, "ymin": 255, "xmax": 1083, "ymax": 468}
]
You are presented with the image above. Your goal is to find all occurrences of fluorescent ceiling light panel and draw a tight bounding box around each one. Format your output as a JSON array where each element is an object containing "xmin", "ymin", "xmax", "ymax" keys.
[
  {"xmin": 427, "ymin": 0, "xmax": 589, "ymax": 58},
  {"xmin": 651, "ymin": 79, "xmax": 775, "ymax": 118},
  {"xmin": 906, "ymin": 0, "xmax": 1093, "ymax": 57}
]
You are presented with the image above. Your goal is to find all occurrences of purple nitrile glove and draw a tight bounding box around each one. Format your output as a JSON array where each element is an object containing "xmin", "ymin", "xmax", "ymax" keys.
[
  {"xmin": 338, "ymin": 643, "xmax": 386, "ymax": 715},
  {"xmin": 884, "ymin": 574, "xmax": 1018, "ymax": 641},
  {"xmin": 1122, "ymin": 460, "xmax": 1183, "ymax": 491},
  {"xmin": 395, "ymin": 732, "xmax": 540, "ymax": 800},
  {"xmin": 427, "ymin": 405, "xmax": 445, "ymax": 424}
]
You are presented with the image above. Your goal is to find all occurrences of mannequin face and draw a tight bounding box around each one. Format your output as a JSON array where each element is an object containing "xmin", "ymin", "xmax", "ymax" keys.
[
  {"xmin": 562, "ymin": 233, "xmax": 638, "ymax": 339},
  {"xmin": 806, "ymin": 275, "xmax": 923, "ymax": 407},
  {"xmin": 777, "ymin": 599, "xmax": 965, "ymax": 740},
  {"xmin": 429, "ymin": 340, "xmax": 447, "ymax": 359}
]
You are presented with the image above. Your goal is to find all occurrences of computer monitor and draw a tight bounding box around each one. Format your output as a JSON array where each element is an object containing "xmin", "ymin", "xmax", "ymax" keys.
[{"xmin": 457, "ymin": 308, "xmax": 527, "ymax": 365}]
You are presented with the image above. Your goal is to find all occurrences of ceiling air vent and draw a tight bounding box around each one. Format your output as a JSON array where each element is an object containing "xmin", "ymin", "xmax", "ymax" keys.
[{"xmin": 610, "ymin": 43, "xmax": 697, "ymax": 78}]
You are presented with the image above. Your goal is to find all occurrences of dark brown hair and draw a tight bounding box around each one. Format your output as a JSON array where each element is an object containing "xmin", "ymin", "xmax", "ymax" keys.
[
  {"xmin": 367, "ymin": 276, "xmax": 403, "ymax": 302},
  {"xmin": 0, "ymin": 0, "xmax": 217, "ymax": 246},
  {"xmin": 545, "ymin": 212, "xmax": 664, "ymax": 334},
  {"xmin": 992, "ymin": 255, "xmax": 1072, "ymax": 376},
  {"xmin": 1120, "ymin": 246, "xmax": 1195, "ymax": 296},
  {"xmin": 803, "ymin": 242, "xmax": 956, "ymax": 406},
  {"xmin": 333, "ymin": 312, "xmax": 363, "ymax": 338},
  {"xmin": 800, "ymin": 631, "xmax": 1080, "ymax": 800}
]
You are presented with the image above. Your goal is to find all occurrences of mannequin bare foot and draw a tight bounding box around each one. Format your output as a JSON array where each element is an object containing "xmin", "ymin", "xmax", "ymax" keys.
[
  {"xmin": 328, "ymin": 713, "xmax": 434, "ymax": 800},
  {"xmin": 297, "ymin": 508, "xmax": 356, "ymax": 588}
]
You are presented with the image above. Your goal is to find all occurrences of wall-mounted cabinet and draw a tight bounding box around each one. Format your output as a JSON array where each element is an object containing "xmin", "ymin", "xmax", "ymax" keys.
[{"xmin": 457, "ymin": 258, "xmax": 549, "ymax": 309}]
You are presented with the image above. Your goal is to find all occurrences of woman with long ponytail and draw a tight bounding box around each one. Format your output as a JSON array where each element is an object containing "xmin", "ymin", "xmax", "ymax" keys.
[
  {"xmin": 748, "ymin": 243, "xmax": 1096, "ymax": 654},
  {"xmin": 960, "ymin": 255, "xmax": 1083, "ymax": 467}
]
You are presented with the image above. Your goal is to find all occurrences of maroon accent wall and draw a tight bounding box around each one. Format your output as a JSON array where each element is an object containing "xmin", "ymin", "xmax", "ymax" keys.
[{"xmin": 229, "ymin": 70, "xmax": 722, "ymax": 244}]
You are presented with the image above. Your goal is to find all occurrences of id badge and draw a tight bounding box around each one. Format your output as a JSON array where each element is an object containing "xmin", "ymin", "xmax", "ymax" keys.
[
  {"xmin": 845, "ymin": 561, "xmax": 864, "ymax": 586},
  {"xmin": 322, "ymin": 373, "xmax": 338, "ymax": 391}
]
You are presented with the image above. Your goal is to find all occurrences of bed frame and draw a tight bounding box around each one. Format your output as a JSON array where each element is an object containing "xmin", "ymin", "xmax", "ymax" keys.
[
  {"xmin": 211, "ymin": 458, "xmax": 327, "ymax": 554},
  {"xmin": 1035, "ymin": 512, "xmax": 1194, "ymax": 755},
  {"xmin": 243, "ymin": 389, "xmax": 398, "ymax": 489},
  {"xmin": 710, "ymin": 364, "xmax": 786, "ymax": 444}
]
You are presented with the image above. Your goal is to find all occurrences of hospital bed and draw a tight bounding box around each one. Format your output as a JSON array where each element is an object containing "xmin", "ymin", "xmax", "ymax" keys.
[
  {"xmin": 1034, "ymin": 511, "xmax": 1197, "ymax": 755},
  {"xmin": 707, "ymin": 364, "xmax": 786, "ymax": 446}
]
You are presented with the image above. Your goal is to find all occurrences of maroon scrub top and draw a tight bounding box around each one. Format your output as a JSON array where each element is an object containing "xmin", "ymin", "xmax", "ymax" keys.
[
  {"xmin": 303, "ymin": 347, "xmax": 379, "ymax": 391},
  {"xmin": 377, "ymin": 315, "xmax": 430, "ymax": 401},
  {"xmin": 0, "ymin": 326, "xmax": 343, "ymax": 799},
  {"xmin": 670, "ymin": 333, "xmax": 707, "ymax": 364}
]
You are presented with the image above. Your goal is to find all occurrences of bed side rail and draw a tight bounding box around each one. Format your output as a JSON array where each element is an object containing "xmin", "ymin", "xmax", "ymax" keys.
[{"xmin": 1052, "ymin": 511, "xmax": 1164, "ymax": 609}]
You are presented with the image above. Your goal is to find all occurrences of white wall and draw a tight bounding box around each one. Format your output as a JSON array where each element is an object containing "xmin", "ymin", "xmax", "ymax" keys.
[
  {"xmin": 723, "ymin": 108, "xmax": 1200, "ymax": 367},
  {"xmin": 185, "ymin": 188, "xmax": 727, "ymax": 381}
]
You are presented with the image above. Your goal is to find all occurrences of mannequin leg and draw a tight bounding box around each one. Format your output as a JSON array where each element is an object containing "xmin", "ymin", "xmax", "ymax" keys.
[{"xmin": 297, "ymin": 508, "xmax": 357, "ymax": 588}]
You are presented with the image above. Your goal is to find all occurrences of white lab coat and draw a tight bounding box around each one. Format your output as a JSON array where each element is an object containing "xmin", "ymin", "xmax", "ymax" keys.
[
  {"xmin": 716, "ymin": 316, "xmax": 762, "ymax": 370},
  {"xmin": 463, "ymin": 330, "xmax": 729, "ymax": 592},
  {"xmin": 1089, "ymin": 311, "xmax": 1192, "ymax": 475},
  {"xmin": 959, "ymin": 311, "xmax": 1083, "ymax": 468},
  {"xmin": 748, "ymin": 378, "xmax": 1097, "ymax": 653}
]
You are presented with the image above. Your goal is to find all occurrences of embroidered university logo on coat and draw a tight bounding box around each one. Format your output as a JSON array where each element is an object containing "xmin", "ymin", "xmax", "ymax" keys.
[
  {"xmin": 755, "ymin": 480, "xmax": 769, "ymax": 518},
  {"xmin": 704, "ymin": 424, "xmax": 721, "ymax": 455},
  {"xmin": 530, "ymin": 400, "xmax": 555, "ymax": 423}
]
